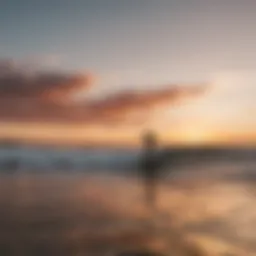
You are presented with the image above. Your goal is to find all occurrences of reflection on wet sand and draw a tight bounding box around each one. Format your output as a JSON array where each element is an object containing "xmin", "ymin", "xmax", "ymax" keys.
[{"xmin": 0, "ymin": 163, "xmax": 255, "ymax": 256}]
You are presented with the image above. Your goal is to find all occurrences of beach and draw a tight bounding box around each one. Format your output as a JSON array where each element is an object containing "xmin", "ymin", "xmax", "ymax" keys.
[{"xmin": 0, "ymin": 151, "xmax": 255, "ymax": 255}]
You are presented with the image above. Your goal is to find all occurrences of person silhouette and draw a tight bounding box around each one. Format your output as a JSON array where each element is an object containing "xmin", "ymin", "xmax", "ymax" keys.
[{"xmin": 140, "ymin": 131, "xmax": 161, "ymax": 215}]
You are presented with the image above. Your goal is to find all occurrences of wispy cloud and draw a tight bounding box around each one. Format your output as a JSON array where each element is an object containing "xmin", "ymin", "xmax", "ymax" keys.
[
  {"xmin": 0, "ymin": 59, "xmax": 93, "ymax": 104},
  {"xmin": 0, "ymin": 59, "xmax": 207, "ymax": 126},
  {"xmin": 85, "ymin": 86, "xmax": 206, "ymax": 125}
]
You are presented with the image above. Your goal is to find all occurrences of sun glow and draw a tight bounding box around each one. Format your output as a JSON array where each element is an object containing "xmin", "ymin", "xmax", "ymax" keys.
[{"xmin": 180, "ymin": 129, "xmax": 213, "ymax": 145}]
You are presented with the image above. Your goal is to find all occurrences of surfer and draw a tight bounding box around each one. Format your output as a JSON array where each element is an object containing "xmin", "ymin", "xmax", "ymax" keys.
[{"xmin": 140, "ymin": 131, "xmax": 162, "ymax": 214}]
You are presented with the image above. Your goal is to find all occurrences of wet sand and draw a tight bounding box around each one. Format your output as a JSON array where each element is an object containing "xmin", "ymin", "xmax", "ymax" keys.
[{"xmin": 0, "ymin": 162, "xmax": 255, "ymax": 256}]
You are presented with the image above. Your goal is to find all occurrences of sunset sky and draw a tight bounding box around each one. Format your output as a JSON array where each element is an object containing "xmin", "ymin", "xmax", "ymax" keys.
[{"xmin": 0, "ymin": 0, "xmax": 256, "ymax": 146}]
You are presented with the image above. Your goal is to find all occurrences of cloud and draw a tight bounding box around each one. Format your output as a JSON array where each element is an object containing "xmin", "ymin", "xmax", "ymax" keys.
[
  {"xmin": 0, "ymin": 59, "xmax": 94, "ymax": 104},
  {"xmin": 0, "ymin": 58, "xmax": 207, "ymax": 126},
  {"xmin": 85, "ymin": 86, "xmax": 206, "ymax": 125}
]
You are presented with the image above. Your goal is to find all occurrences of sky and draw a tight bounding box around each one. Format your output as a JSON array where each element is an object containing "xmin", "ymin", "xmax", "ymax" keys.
[{"xmin": 0, "ymin": 0, "xmax": 256, "ymax": 146}]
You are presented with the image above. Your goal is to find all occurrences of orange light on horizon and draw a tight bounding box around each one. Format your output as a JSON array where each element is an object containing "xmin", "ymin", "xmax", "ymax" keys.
[
  {"xmin": 0, "ymin": 121, "xmax": 255, "ymax": 147},
  {"xmin": 180, "ymin": 130, "xmax": 213, "ymax": 145}
]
